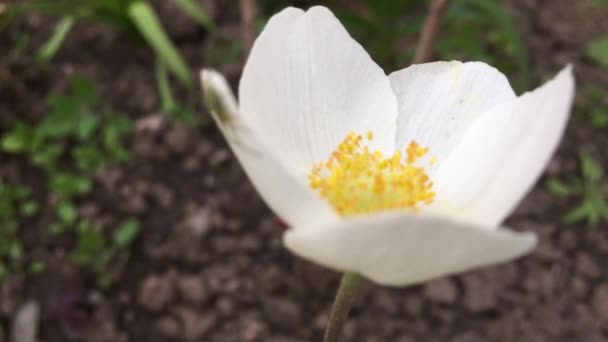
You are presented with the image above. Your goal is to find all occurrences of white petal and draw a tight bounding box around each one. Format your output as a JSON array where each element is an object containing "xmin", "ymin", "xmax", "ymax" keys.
[
  {"xmin": 284, "ymin": 212, "xmax": 536, "ymax": 286},
  {"xmin": 389, "ymin": 61, "xmax": 516, "ymax": 170},
  {"xmin": 201, "ymin": 69, "xmax": 338, "ymax": 228},
  {"xmin": 431, "ymin": 66, "xmax": 575, "ymax": 227},
  {"xmin": 239, "ymin": 6, "xmax": 398, "ymax": 174}
]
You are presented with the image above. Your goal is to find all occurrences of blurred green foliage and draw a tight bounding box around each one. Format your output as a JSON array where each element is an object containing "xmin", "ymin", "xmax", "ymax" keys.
[
  {"xmin": 0, "ymin": 182, "xmax": 41, "ymax": 281},
  {"xmin": 2, "ymin": 0, "xmax": 214, "ymax": 86},
  {"xmin": 547, "ymin": 150, "xmax": 608, "ymax": 226},
  {"xmin": 439, "ymin": 0, "xmax": 530, "ymax": 91},
  {"xmin": 583, "ymin": 86, "xmax": 608, "ymax": 129},
  {"xmin": 2, "ymin": 77, "xmax": 131, "ymax": 175},
  {"xmin": 587, "ymin": 0, "xmax": 608, "ymax": 8},
  {"xmin": 0, "ymin": 77, "xmax": 139, "ymax": 286},
  {"xmin": 586, "ymin": 34, "xmax": 608, "ymax": 68},
  {"xmin": 335, "ymin": 1, "xmax": 424, "ymax": 67},
  {"xmin": 546, "ymin": 82, "xmax": 608, "ymax": 226}
]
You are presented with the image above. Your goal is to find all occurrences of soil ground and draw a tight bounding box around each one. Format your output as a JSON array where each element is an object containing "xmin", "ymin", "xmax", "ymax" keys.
[{"xmin": 1, "ymin": 0, "xmax": 608, "ymax": 341}]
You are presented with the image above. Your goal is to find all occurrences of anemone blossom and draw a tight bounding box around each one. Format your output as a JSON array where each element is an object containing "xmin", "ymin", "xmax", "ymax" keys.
[{"xmin": 201, "ymin": 6, "xmax": 574, "ymax": 286}]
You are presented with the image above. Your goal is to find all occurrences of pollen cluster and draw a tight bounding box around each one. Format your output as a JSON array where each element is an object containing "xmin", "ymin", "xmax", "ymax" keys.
[{"xmin": 308, "ymin": 131, "xmax": 435, "ymax": 217}]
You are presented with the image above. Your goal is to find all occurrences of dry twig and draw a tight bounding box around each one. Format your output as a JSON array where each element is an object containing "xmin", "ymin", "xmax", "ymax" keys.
[
  {"xmin": 412, "ymin": 0, "xmax": 452, "ymax": 64},
  {"xmin": 240, "ymin": 0, "xmax": 258, "ymax": 59}
]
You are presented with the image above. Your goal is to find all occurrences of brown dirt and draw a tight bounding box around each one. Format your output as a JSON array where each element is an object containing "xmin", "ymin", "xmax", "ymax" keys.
[{"xmin": 1, "ymin": 0, "xmax": 608, "ymax": 341}]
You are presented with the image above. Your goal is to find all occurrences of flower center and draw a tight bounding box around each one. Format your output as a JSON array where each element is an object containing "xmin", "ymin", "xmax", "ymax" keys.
[{"xmin": 308, "ymin": 131, "xmax": 435, "ymax": 217}]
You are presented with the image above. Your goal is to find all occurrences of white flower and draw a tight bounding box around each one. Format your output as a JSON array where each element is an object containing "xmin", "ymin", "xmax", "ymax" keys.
[{"xmin": 201, "ymin": 6, "xmax": 575, "ymax": 286}]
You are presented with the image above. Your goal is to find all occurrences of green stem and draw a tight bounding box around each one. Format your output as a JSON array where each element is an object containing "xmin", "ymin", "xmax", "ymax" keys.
[{"xmin": 324, "ymin": 273, "xmax": 361, "ymax": 342}]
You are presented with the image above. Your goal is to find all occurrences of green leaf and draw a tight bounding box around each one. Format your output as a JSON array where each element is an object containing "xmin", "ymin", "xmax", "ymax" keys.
[
  {"xmin": 56, "ymin": 201, "xmax": 78, "ymax": 224},
  {"xmin": 586, "ymin": 34, "xmax": 608, "ymax": 67},
  {"xmin": 72, "ymin": 227, "xmax": 106, "ymax": 265},
  {"xmin": 0, "ymin": 263, "xmax": 7, "ymax": 281},
  {"xmin": 31, "ymin": 143, "xmax": 63, "ymax": 169},
  {"xmin": 20, "ymin": 201, "xmax": 39, "ymax": 217},
  {"xmin": 587, "ymin": 0, "xmax": 608, "ymax": 8},
  {"xmin": 546, "ymin": 178, "xmax": 572, "ymax": 197},
  {"xmin": 71, "ymin": 76, "xmax": 99, "ymax": 105},
  {"xmin": 580, "ymin": 150, "xmax": 603, "ymax": 183},
  {"xmin": 563, "ymin": 201, "xmax": 594, "ymax": 225},
  {"xmin": 128, "ymin": 1, "xmax": 192, "ymax": 86},
  {"xmin": 597, "ymin": 196, "xmax": 608, "ymax": 221},
  {"xmin": 172, "ymin": 107, "xmax": 196, "ymax": 125},
  {"xmin": 49, "ymin": 222, "xmax": 66, "ymax": 235},
  {"xmin": 39, "ymin": 97, "xmax": 82, "ymax": 137},
  {"xmin": 113, "ymin": 219, "xmax": 140, "ymax": 249},
  {"xmin": 8, "ymin": 242, "xmax": 22, "ymax": 260},
  {"xmin": 72, "ymin": 144, "xmax": 105, "ymax": 172},
  {"xmin": 13, "ymin": 185, "xmax": 31, "ymax": 199},
  {"xmin": 36, "ymin": 15, "xmax": 75, "ymax": 63},
  {"xmin": 585, "ymin": 85, "xmax": 605, "ymax": 101},
  {"xmin": 174, "ymin": 0, "xmax": 213, "ymax": 29},
  {"xmin": 105, "ymin": 113, "xmax": 132, "ymax": 135},
  {"xmin": 39, "ymin": 77, "xmax": 99, "ymax": 138},
  {"xmin": 590, "ymin": 107, "xmax": 608, "ymax": 128},
  {"xmin": 1, "ymin": 123, "xmax": 33, "ymax": 153},
  {"xmin": 102, "ymin": 113, "xmax": 132, "ymax": 161},
  {"xmin": 77, "ymin": 114, "xmax": 100, "ymax": 140},
  {"xmin": 155, "ymin": 60, "xmax": 177, "ymax": 113},
  {"xmin": 28, "ymin": 260, "xmax": 45, "ymax": 274},
  {"xmin": 50, "ymin": 173, "xmax": 92, "ymax": 197}
]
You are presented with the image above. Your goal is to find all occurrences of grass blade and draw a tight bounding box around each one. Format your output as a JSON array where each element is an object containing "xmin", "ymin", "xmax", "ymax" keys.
[
  {"xmin": 36, "ymin": 15, "xmax": 75, "ymax": 63},
  {"xmin": 128, "ymin": 1, "xmax": 192, "ymax": 86},
  {"xmin": 155, "ymin": 59, "xmax": 177, "ymax": 113},
  {"xmin": 174, "ymin": 0, "xmax": 213, "ymax": 30}
]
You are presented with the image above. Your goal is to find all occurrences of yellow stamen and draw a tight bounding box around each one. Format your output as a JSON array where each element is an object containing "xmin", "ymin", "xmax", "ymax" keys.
[{"xmin": 308, "ymin": 131, "xmax": 435, "ymax": 217}]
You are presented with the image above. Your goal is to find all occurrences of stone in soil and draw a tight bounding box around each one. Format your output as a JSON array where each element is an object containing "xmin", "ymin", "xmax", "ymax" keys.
[
  {"xmin": 166, "ymin": 122, "xmax": 197, "ymax": 155},
  {"xmin": 149, "ymin": 183, "xmax": 174, "ymax": 208},
  {"xmin": 156, "ymin": 316, "xmax": 180, "ymax": 338},
  {"xmin": 374, "ymin": 291, "xmax": 401, "ymax": 315},
  {"xmin": 402, "ymin": 295, "xmax": 423, "ymax": 316},
  {"xmin": 570, "ymin": 276, "xmax": 589, "ymax": 298},
  {"xmin": 209, "ymin": 148, "xmax": 231, "ymax": 167},
  {"xmin": 263, "ymin": 296, "xmax": 302, "ymax": 330},
  {"xmin": 138, "ymin": 272, "xmax": 176, "ymax": 313},
  {"xmin": 591, "ymin": 283, "xmax": 608, "ymax": 323},
  {"xmin": 394, "ymin": 335, "xmax": 417, "ymax": 342},
  {"xmin": 175, "ymin": 307, "xmax": 217, "ymax": 341},
  {"xmin": 557, "ymin": 229, "xmax": 579, "ymax": 251},
  {"xmin": 423, "ymin": 277, "xmax": 458, "ymax": 304},
  {"xmin": 11, "ymin": 301, "xmax": 39, "ymax": 342},
  {"xmin": 240, "ymin": 318, "xmax": 268, "ymax": 341},
  {"xmin": 216, "ymin": 296, "xmax": 236, "ymax": 317},
  {"xmin": 177, "ymin": 274, "xmax": 209, "ymax": 304},
  {"xmin": 452, "ymin": 331, "xmax": 484, "ymax": 342},
  {"xmin": 576, "ymin": 252, "xmax": 601, "ymax": 279},
  {"xmin": 534, "ymin": 239, "xmax": 563, "ymax": 261},
  {"xmin": 82, "ymin": 304, "xmax": 128, "ymax": 342},
  {"xmin": 462, "ymin": 273, "xmax": 497, "ymax": 312},
  {"xmin": 119, "ymin": 184, "xmax": 148, "ymax": 215},
  {"xmin": 181, "ymin": 206, "xmax": 215, "ymax": 237}
]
